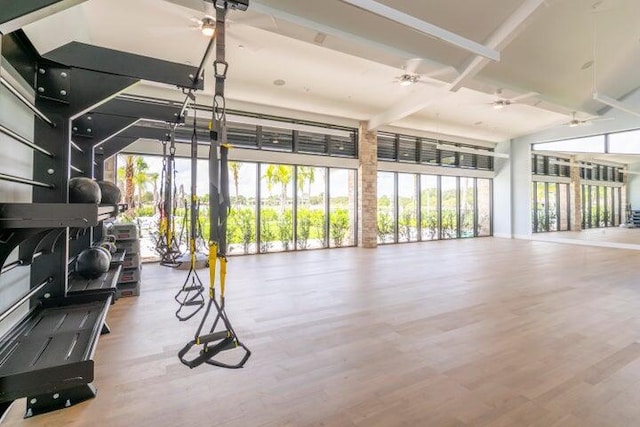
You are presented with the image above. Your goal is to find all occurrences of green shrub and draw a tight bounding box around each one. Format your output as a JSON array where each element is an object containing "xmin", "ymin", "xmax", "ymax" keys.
[
  {"xmin": 330, "ymin": 209, "xmax": 350, "ymax": 247},
  {"xmin": 136, "ymin": 205, "xmax": 154, "ymax": 217},
  {"xmin": 377, "ymin": 211, "xmax": 394, "ymax": 242}
]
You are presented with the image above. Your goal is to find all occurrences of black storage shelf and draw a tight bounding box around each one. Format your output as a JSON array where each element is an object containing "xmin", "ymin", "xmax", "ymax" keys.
[
  {"xmin": 67, "ymin": 265, "xmax": 122, "ymax": 297},
  {"xmin": 0, "ymin": 203, "xmax": 122, "ymax": 229},
  {"xmin": 110, "ymin": 251, "xmax": 126, "ymax": 266},
  {"xmin": 0, "ymin": 293, "xmax": 112, "ymax": 403}
]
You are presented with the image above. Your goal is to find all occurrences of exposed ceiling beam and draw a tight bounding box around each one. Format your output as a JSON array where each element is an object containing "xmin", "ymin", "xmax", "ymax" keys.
[
  {"xmin": 450, "ymin": 0, "xmax": 545, "ymax": 92},
  {"xmin": 0, "ymin": 0, "xmax": 87, "ymax": 35},
  {"xmin": 367, "ymin": 87, "xmax": 449, "ymax": 130},
  {"xmin": 593, "ymin": 92, "xmax": 640, "ymax": 119},
  {"xmin": 338, "ymin": 0, "xmax": 499, "ymax": 62},
  {"xmin": 247, "ymin": 1, "xmax": 448, "ymax": 67}
]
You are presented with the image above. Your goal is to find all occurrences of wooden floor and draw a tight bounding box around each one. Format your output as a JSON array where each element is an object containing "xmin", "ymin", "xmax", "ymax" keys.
[
  {"xmin": 532, "ymin": 227, "xmax": 640, "ymax": 251},
  {"xmin": 5, "ymin": 237, "xmax": 640, "ymax": 426}
]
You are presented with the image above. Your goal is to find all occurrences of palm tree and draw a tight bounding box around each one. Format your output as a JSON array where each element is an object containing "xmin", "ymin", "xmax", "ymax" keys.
[
  {"xmin": 264, "ymin": 164, "xmax": 293, "ymax": 209},
  {"xmin": 149, "ymin": 172, "xmax": 159, "ymax": 214},
  {"xmin": 229, "ymin": 161, "xmax": 242, "ymax": 200},
  {"xmin": 133, "ymin": 157, "xmax": 151, "ymax": 208},
  {"xmin": 297, "ymin": 166, "xmax": 315, "ymax": 204},
  {"xmin": 124, "ymin": 156, "xmax": 135, "ymax": 212}
]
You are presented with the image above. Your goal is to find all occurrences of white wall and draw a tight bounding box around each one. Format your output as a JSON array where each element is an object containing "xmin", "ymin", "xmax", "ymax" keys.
[
  {"xmin": 492, "ymin": 141, "xmax": 511, "ymax": 237},
  {"xmin": 511, "ymin": 139, "xmax": 532, "ymax": 238},
  {"xmin": 627, "ymin": 162, "xmax": 640, "ymax": 210},
  {"xmin": 0, "ymin": 59, "xmax": 36, "ymax": 336}
]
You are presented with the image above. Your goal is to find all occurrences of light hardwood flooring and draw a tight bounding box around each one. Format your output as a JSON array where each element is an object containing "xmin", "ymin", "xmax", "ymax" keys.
[
  {"xmin": 532, "ymin": 227, "xmax": 640, "ymax": 251},
  {"xmin": 5, "ymin": 237, "xmax": 640, "ymax": 426}
]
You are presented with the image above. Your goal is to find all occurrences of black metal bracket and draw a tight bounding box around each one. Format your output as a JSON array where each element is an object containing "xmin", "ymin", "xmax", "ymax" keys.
[
  {"xmin": 25, "ymin": 383, "xmax": 97, "ymax": 418},
  {"xmin": 44, "ymin": 42, "xmax": 204, "ymax": 90}
]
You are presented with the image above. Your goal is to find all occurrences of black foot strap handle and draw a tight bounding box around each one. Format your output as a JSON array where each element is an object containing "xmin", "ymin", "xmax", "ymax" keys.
[
  {"xmin": 175, "ymin": 268, "xmax": 206, "ymax": 321},
  {"xmin": 178, "ymin": 335, "xmax": 251, "ymax": 369}
]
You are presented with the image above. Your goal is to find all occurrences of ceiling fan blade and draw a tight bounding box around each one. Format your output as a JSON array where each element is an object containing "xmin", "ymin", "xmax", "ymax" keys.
[
  {"xmin": 404, "ymin": 58, "xmax": 422, "ymax": 74},
  {"xmin": 139, "ymin": 0, "xmax": 196, "ymax": 21},
  {"xmin": 509, "ymin": 91, "xmax": 539, "ymax": 103},
  {"xmin": 146, "ymin": 25, "xmax": 199, "ymax": 36},
  {"xmin": 590, "ymin": 117, "xmax": 615, "ymax": 123},
  {"xmin": 416, "ymin": 79, "xmax": 447, "ymax": 87}
]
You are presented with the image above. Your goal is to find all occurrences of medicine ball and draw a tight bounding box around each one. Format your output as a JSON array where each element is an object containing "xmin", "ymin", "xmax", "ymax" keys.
[
  {"xmin": 100, "ymin": 241, "xmax": 117, "ymax": 254},
  {"xmin": 92, "ymin": 245, "xmax": 112, "ymax": 263},
  {"xmin": 69, "ymin": 177, "xmax": 102, "ymax": 204},
  {"xmin": 98, "ymin": 181, "xmax": 121, "ymax": 205},
  {"xmin": 76, "ymin": 247, "xmax": 110, "ymax": 279}
]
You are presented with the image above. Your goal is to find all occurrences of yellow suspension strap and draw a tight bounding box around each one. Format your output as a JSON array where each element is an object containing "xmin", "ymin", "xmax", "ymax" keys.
[
  {"xmin": 174, "ymin": 95, "xmax": 205, "ymax": 321},
  {"xmin": 159, "ymin": 132, "xmax": 182, "ymax": 267},
  {"xmin": 178, "ymin": 2, "xmax": 250, "ymax": 369}
]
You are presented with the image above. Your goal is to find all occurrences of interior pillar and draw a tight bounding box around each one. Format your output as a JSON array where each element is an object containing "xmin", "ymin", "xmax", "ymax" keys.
[
  {"xmin": 569, "ymin": 156, "xmax": 582, "ymax": 231},
  {"xmin": 358, "ymin": 121, "xmax": 377, "ymax": 248}
]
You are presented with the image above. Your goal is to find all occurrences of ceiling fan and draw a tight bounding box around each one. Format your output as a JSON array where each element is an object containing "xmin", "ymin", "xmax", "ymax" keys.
[
  {"xmin": 144, "ymin": 0, "xmax": 261, "ymax": 51},
  {"xmin": 490, "ymin": 89, "xmax": 538, "ymax": 109},
  {"xmin": 563, "ymin": 111, "xmax": 614, "ymax": 127},
  {"xmin": 394, "ymin": 58, "xmax": 449, "ymax": 87}
]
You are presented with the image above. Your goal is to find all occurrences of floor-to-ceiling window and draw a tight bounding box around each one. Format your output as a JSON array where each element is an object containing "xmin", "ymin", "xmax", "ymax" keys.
[
  {"xmin": 378, "ymin": 172, "xmax": 492, "ymax": 243},
  {"xmin": 440, "ymin": 176, "xmax": 458, "ymax": 239},
  {"xmin": 228, "ymin": 162, "xmax": 258, "ymax": 255},
  {"xmin": 260, "ymin": 163, "xmax": 294, "ymax": 253},
  {"xmin": 397, "ymin": 173, "xmax": 417, "ymax": 242},
  {"xmin": 329, "ymin": 169, "xmax": 356, "ymax": 248},
  {"xmin": 477, "ymin": 179, "xmax": 492, "ymax": 236},
  {"xmin": 459, "ymin": 177, "xmax": 474, "ymax": 238},
  {"xmin": 296, "ymin": 166, "xmax": 326, "ymax": 250},
  {"xmin": 377, "ymin": 172, "xmax": 396, "ymax": 244},
  {"xmin": 420, "ymin": 175, "xmax": 439, "ymax": 240}
]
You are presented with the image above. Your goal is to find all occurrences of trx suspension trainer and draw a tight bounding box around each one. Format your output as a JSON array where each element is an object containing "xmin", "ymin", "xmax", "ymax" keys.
[
  {"xmin": 175, "ymin": 96, "xmax": 206, "ymax": 321},
  {"xmin": 179, "ymin": 2, "xmax": 250, "ymax": 369},
  {"xmin": 157, "ymin": 133, "xmax": 182, "ymax": 267}
]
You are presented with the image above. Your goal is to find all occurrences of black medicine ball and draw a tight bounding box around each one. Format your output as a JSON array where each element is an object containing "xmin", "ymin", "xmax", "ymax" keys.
[
  {"xmin": 92, "ymin": 245, "xmax": 113, "ymax": 263},
  {"xmin": 76, "ymin": 247, "xmax": 110, "ymax": 279},
  {"xmin": 98, "ymin": 181, "xmax": 122, "ymax": 205},
  {"xmin": 69, "ymin": 177, "xmax": 102, "ymax": 204}
]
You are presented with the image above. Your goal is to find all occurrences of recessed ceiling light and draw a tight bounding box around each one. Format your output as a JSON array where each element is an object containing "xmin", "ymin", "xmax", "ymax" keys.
[{"xmin": 273, "ymin": 79, "xmax": 286, "ymax": 86}]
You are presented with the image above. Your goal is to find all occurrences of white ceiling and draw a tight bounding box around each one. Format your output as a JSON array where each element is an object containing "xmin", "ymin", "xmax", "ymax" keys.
[{"xmin": 20, "ymin": 0, "xmax": 640, "ymax": 147}]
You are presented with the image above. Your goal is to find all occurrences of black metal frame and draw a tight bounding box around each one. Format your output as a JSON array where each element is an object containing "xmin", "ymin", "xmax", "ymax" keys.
[{"xmin": 0, "ymin": 20, "xmax": 212, "ymax": 417}]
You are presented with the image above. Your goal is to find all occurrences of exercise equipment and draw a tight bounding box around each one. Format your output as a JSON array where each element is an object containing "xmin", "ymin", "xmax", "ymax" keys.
[
  {"xmin": 97, "ymin": 180, "xmax": 121, "ymax": 205},
  {"xmin": 156, "ymin": 136, "xmax": 182, "ymax": 267},
  {"xmin": 92, "ymin": 245, "xmax": 113, "ymax": 263},
  {"xmin": 99, "ymin": 241, "xmax": 117, "ymax": 254},
  {"xmin": 175, "ymin": 98, "xmax": 206, "ymax": 320},
  {"xmin": 103, "ymin": 234, "xmax": 117, "ymax": 243},
  {"xmin": 76, "ymin": 247, "xmax": 110, "ymax": 279},
  {"xmin": 179, "ymin": 4, "xmax": 250, "ymax": 369},
  {"xmin": 69, "ymin": 177, "xmax": 102, "ymax": 204},
  {"xmin": 174, "ymin": 199, "xmax": 208, "ymax": 270}
]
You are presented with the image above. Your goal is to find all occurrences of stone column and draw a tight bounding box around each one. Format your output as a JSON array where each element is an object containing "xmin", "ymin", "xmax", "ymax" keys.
[
  {"xmin": 569, "ymin": 156, "xmax": 582, "ymax": 231},
  {"xmin": 104, "ymin": 156, "xmax": 116, "ymax": 183},
  {"xmin": 358, "ymin": 121, "xmax": 377, "ymax": 248}
]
